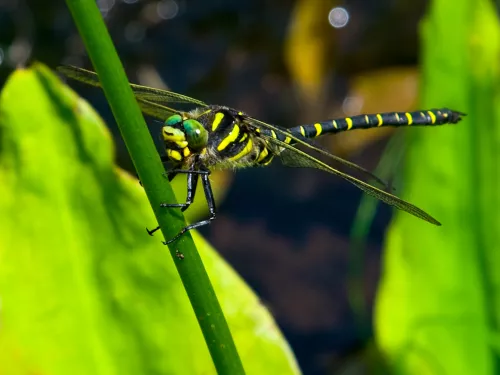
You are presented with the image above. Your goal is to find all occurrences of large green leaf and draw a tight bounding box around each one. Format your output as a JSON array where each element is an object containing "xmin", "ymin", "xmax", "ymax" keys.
[
  {"xmin": 375, "ymin": 0, "xmax": 500, "ymax": 374},
  {"xmin": 0, "ymin": 64, "xmax": 300, "ymax": 375}
]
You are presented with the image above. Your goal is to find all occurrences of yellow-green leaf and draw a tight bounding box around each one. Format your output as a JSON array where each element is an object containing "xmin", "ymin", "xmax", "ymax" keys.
[
  {"xmin": 0, "ymin": 64, "xmax": 300, "ymax": 375},
  {"xmin": 375, "ymin": 0, "xmax": 500, "ymax": 374}
]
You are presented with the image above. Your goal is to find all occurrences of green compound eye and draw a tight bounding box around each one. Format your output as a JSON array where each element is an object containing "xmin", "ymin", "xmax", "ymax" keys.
[
  {"xmin": 183, "ymin": 119, "xmax": 208, "ymax": 150},
  {"xmin": 165, "ymin": 114, "xmax": 183, "ymax": 127}
]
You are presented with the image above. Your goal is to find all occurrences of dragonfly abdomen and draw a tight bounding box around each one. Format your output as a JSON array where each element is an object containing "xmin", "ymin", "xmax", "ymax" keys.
[{"xmin": 289, "ymin": 108, "xmax": 464, "ymax": 139}]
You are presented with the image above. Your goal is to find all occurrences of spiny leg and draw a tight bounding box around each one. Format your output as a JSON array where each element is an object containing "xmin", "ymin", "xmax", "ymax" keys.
[
  {"xmin": 163, "ymin": 170, "xmax": 216, "ymax": 245},
  {"xmin": 147, "ymin": 169, "xmax": 210, "ymax": 236}
]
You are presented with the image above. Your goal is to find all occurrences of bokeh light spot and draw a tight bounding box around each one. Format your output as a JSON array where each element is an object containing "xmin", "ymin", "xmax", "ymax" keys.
[
  {"xmin": 328, "ymin": 7, "xmax": 349, "ymax": 28},
  {"xmin": 157, "ymin": 0, "xmax": 179, "ymax": 20}
]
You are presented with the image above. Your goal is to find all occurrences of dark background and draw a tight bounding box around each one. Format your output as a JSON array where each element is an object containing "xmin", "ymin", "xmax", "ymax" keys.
[{"xmin": 0, "ymin": 0, "xmax": 439, "ymax": 373}]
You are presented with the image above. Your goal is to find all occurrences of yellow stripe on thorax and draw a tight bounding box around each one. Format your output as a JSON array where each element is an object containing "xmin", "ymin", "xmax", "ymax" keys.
[
  {"xmin": 217, "ymin": 124, "xmax": 240, "ymax": 151},
  {"xmin": 211, "ymin": 112, "xmax": 225, "ymax": 131},
  {"xmin": 376, "ymin": 114, "xmax": 383, "ymax": 126},
  {"xmin": 229, "ymin": 137, "xmax": 254, "ymax": 161},
  {"xmin": 300, "ymin": 126, "xmax": 306, "ymax": 136},
  {"xmin": 405, "ymin": 112, "xmax": 413, "ymax": 125},
  {"xmin": 262, "ymin": 157, "xmax": 273, "ymax": 166},
  {"xmin": 332, "ymin": 120, "xmax": 338, "ymax": 129},
  {"xmin": 257, "ymin": 147, "xmax": 269, "ymax": 162}
]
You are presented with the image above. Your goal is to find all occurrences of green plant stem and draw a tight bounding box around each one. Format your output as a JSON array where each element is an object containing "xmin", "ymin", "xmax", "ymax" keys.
[{"xmin": 63, "ymin": 1, "xmax": 245, "ymax": 373}]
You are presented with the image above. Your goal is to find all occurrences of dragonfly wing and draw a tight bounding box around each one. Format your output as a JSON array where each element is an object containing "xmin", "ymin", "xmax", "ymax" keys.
[
  {"xmin": 58, "ymin": 66, "xmax": 209, "ymax": 107},
  {"xmin": 246, "ymin": 117, "xmax": 390, "ymax": 190},
  {"xmin": 136, "ymin": 98, "xmax": 180, "ymax": 119},
  {"xmin": 265, "ymin": 136, "xmax": 441, "ymax": 225}
]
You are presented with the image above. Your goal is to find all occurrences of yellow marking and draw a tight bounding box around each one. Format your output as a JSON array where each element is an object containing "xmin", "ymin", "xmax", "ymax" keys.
[
  {"xmin": 239, "ymin": 133, "xmax": 248, "ymax": 142},
  {"xmin": 405, "ymin": 112, "xmax": 413, "ymax": 125},
  {"xmin": 256, "ymin": 128, "xmax": 261, "ymax": 133},
  {"xmin": 200, "ymin": 148, "xmax": 207, "ymax": 155},
  {"xmin": 262, "ymin": 157, "xmax": 273, "ymax": 166},
  {"xmin": 395, "ymin": 113, "xmax": 400, "ymax": 122},
  {"xmin": 229, "ymin": 137, "xmax": 253, "ymax": 161},
  {"xmin": 428, "ymin": 110, "xmax": 437, "ymax": 124},
  {"xmin": 162, "ymin": 128, "xmax": 186, "ymax": 143},
  {"xmin": 217, "ymin": 124, "xmax": 240, "ymax": 151},
  {"xmin": 376, "ymin": 114, "xmax": 383, "ymax": 126},
  {"xmin": 257, "ymin": 147, "xmax": 269, "ymax": 162},
  {"xmin": 238, "ymin": 111, "xmax": 244, "ymax": 116},
  {"xmin": 271, "ymin": 130, "xmax": 277, "ymax": 139},
  {"xmin": 183, "ymin": 147, "xmax": 191, "ymax": 157},
  {"xmin": 211, "ymin": 112, "xmax": 225, "ymax": 131},
  {"xmin": 175, "ymin": 140, "xmax": 188, "ymax": 149},
  {"xmin": 300, "ymin": 126, "xmax": 306, "ymax": 136},
  {"xmin": 365, "ymin": 115, "xmax": 369, "ymax": 124},
  {"xmin": 314, "ymin": 123, "xmax": 322, "ymax": 136},
  {"xmin": 284, "ymin": 136, "xmax": 292, "ymax": 144},
  {"xmin": 346, "ymin": 117, "xmax": 353, "ymax": 130},
  {"xmin": 167, "ymin": 149, "xmax": 182, "ymax": 161},
  {"xmin": 332, "ymin": 120, "xmax": 338, "ymax": 129}
]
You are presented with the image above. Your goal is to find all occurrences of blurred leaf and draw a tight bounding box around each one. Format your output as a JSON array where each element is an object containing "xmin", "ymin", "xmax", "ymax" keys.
[
  {"xmin": 375, "ymin": 0, "xmax": 500, "ymax": 374},
  {"xmin": 348, "ymin": 134, "xmax": 406, "ymax": 336},
  {"xmin": 0, "ymin": 65, "xmax": 300, "ymax": 375}
]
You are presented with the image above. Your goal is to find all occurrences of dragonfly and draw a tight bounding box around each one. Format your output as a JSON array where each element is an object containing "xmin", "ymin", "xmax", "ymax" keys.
[{"xmin": 58, "ymin": 66, "xmax": 465, "ymax": 244}]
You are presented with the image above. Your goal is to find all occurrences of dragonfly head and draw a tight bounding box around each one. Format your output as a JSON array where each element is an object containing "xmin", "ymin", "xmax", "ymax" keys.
[
  {"xmin": 162, "ymin": 114, "xmax": 209, "ymax": 151},
  {"xmin": 163, "ymin": 114, "xmax": 209, "ymax": 163}
]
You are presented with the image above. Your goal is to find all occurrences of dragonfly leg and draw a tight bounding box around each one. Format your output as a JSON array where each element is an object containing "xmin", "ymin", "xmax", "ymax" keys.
[
  {"xmin": 162, "ymin": 168, "xmax": 210, "ymax": 180},
  {"xmin": 160, "ymin": 170, "xmax": 199, "ymax": 211},
  {"xmin": 147, "ymin": 226, "xmax": 160, "ymax": 236},
  {"xmin": 147, "ymin": 170, "xmax": 196, "ymax": 236},
  {"xmin": 145, "ymin": 162, "xmax": 177, "ymax": 235},
  {"xmin": 163, "ymin": 170, "xmax": 216, "ymax": 245}
]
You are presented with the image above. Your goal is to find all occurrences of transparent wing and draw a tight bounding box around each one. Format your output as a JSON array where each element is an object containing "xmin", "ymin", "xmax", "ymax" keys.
[
  {"xmin": 263, "ymin": 135, "xmax": 440, "ymax": 225},
  {"xmin": 57, "ymin": 66, "xmax": 209, "ymax": 108},
  {"xmin": 136, "ymin": 98, "xmax": 180, "ymax": 119},
  {"xmin": 245, "ymin": 117, "xmax": 390, "ymax": 190}
]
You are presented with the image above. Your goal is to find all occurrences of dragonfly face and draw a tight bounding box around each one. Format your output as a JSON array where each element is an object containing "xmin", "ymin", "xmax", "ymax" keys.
[{"xmin": 162, "ymin": 114, "xmax": 209, "ymax": 164}]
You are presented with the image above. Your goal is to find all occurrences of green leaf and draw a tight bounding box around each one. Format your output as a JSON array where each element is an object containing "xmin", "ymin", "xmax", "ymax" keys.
[
  {"xmin": 0, "ymin": 64, "xmax": 300, "ymax": 375},
  {"xmin": 375, "ymin": 0, "xmax": 500, "ymax": 374}
]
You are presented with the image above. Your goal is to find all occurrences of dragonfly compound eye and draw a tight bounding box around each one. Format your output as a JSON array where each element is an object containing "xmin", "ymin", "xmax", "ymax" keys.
[
  {"xmin": 183, "ymin": 119, "xmax": 208, "ymax": 150},
  {"xmin": 165, "ymin": 114, "xmax": 183, "ymax": 127}
]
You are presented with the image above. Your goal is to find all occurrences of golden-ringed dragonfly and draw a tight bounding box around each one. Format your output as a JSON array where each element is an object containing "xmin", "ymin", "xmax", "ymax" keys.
[{"xmin": 58, "ymin": 66, "xmax": 465, "ymax": 245}]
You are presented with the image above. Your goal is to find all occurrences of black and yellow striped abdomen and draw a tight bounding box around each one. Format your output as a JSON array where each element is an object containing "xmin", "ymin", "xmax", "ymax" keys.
[
  {"xmin": 288, "ymin": 108, "xmax": 464, "ymax": 139},
  {"xmin": 200, "ymin": 107, "xmax": 464, "ymax": 169}
]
